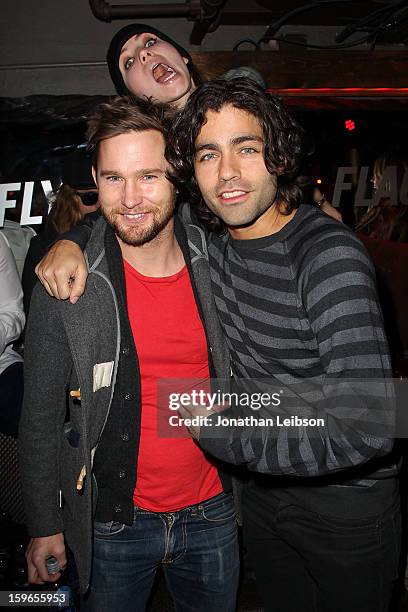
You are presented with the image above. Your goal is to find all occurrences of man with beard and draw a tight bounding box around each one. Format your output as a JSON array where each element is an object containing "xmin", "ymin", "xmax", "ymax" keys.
[{"xmin": 19, "ymin": 96, "xmax": 239, "ymax": 612}]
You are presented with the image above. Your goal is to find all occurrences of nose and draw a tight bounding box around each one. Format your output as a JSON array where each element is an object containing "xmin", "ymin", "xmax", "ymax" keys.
[
  {"xmin": 123, "ymin": 180, "xmax": 143, "ymax": 209},
  {"xmin": 219, "ymin": 152, "xmax": 240, "ymax": 183},
  {"xmin": 139, "ymin": 47, "xmax": 153, "ymax": 64}
]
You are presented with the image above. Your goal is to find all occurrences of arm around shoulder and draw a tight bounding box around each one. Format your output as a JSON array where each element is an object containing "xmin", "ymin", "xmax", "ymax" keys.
[{"xmin": 34, "ymin": 212, "xmax": 99, "ymax": 302}]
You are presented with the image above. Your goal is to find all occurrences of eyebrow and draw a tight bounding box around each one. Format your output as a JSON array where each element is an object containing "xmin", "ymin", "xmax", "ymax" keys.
[
  {"xmin": 119, "ymin": 34, "xmax": 141, "ymax": 56},
  {"xmin": 195, "ymin": 134, "xmax": 264, "ymax": 153},
  {"xmin": 98, "ymin": 168, "xmax": 165, "ymax": 178}
]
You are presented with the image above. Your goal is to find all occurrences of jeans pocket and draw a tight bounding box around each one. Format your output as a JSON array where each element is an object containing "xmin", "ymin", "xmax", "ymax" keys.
[
  {"xmin": 316, "ymin": 512, "xmax": 380, "ymax": 534},
  {"xmin": 200, "ymin": 493, "xmax": 236, "ymax": 523},
  {"xmin": 94, "ymin": 520, "xmax": 125, "ymax": 537}
]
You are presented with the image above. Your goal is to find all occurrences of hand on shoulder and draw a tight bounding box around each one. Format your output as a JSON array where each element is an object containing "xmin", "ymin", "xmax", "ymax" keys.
[{"xmin": 35, "ymin": 240, "xmax": 88, "ymax": 304}]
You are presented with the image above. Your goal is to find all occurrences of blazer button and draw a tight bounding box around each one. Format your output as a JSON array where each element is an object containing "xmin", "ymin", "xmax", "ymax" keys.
[
  {"xmin": 121, "ymin": 347, "xmax": 130, "ymax": 356},
  {"xmin": 120, "ymin": 433, "xmax": 129, "ymax": 442},
  {"xmin": 123, "ymin": 392, "xmax": 134, "ymax": 401},
  {"xmin": 114, "ymin": 504, "xmax": 122, "ymax": 513},
  {"xmin": 119, "ymin": 470, "xmax": 126, "ymax": 479}
]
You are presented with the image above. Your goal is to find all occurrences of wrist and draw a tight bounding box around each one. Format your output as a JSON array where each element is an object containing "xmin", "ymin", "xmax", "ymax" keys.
[{"xmin": 315, "ymin": 195, "xmax": 326, "ymax": 208}]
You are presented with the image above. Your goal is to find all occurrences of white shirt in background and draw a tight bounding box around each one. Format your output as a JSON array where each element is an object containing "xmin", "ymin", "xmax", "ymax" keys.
[
  {"xmin": 0, "ymin": 220, "xmax": 36, "ymax": 279},
  {"xmin": 0, "ymin": 232, "xmax": 25, "ymax": 376}
]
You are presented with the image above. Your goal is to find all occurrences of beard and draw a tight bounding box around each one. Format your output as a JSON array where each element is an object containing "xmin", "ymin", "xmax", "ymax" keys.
[{"xmin": 101, "ymin": 203, "xmax": 175, "ymax": 247}]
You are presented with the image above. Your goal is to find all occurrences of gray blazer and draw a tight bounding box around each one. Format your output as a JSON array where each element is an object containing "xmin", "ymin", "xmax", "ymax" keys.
[{"xmin": 18, "ymin": 214, "xmax": 230, "ymax": 593}]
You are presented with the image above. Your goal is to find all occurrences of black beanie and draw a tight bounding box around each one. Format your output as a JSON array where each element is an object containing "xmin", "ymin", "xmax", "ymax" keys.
[{"xmin": 107, "ymin": 24, "xmax": 193, "ymax": 95}]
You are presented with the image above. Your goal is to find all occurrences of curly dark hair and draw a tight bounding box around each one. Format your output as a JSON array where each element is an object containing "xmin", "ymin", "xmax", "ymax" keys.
[{"xmin": 166, "ymin": 78, "xmax": 307, "ymax": 233}]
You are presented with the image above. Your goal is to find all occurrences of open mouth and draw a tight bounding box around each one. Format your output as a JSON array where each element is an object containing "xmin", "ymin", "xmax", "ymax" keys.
[{"xmin": 152, "ymin": 63, "xmax": 177, "ymax": 83}]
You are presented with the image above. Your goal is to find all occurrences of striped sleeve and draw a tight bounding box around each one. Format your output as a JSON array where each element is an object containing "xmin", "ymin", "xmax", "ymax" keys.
[{"xmin": 199, "ymin": 230, "xmax": 395, "ymax": 476}]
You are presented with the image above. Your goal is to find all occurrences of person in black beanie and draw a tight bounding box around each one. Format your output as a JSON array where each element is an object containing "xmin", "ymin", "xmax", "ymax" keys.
[{"xmin": 107, "ymin": 24, "xmax": 202, "ymax": 107}]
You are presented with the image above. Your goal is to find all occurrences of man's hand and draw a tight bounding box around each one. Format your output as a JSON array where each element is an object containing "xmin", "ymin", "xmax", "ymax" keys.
[
  {"xmin": 178, "ymin": 402, "xmax": 228, "ymax": 440},
  {"xmin": 35, "ymin": 240, "xmax": 88, "ymax": 304},
  {"xmin": 25, "ymin": 533, "xmax": 66, "ymax": 584}
]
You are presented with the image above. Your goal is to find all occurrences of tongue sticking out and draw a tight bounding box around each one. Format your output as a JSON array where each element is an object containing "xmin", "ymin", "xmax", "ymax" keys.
[{"xmin": 153, "ymin": 63, "xmax": 176, "ymax": 83}]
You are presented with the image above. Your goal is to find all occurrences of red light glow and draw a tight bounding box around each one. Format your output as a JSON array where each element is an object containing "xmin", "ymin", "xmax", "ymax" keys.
[{"xmin": 266, "ymin": 88, "xmax": 408, "ymax": 97}]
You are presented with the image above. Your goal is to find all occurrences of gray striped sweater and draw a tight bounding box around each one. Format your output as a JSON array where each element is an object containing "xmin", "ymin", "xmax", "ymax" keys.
[{"xmin": 198, "ymin": 204, "xmax": 396, "ymax": 483}]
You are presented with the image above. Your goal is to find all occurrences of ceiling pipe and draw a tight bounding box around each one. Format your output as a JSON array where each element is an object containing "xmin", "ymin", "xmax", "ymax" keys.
[
  {"xmin": 89, "ymin": 0, "xmax": 201, "ymax": 22},
  {"xmin": 190, "ymin": 0, "xmax": 228, "ymax": 44}
]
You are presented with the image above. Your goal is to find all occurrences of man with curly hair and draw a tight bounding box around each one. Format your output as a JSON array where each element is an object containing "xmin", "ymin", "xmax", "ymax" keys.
[{"xmin": 165, "ymin": 78, "xmax": 399, "ymax": 612}]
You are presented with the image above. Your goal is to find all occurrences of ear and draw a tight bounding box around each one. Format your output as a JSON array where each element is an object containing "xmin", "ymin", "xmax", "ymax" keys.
[
  {"xmin": 92, "ymin": 166, "xmax": 98, "ymax": 186},
  {"xmin": 182, "ymin": 56, "xmax": 189, "ymax": 65}
]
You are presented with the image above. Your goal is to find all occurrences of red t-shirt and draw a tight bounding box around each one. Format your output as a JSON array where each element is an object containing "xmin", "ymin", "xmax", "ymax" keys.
[{"xmin": 124, "ymin": 260, "xmax": 222, "ymax": 512}]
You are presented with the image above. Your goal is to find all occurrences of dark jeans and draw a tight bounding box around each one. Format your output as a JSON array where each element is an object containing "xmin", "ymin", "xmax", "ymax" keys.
[
  {"xmin": 243, "ymin": 480, "xmax": 401, "ymax": 612},
  {"xmin": 82, "ymin": 491, "xmax": 239, "ymax": 612},
  {"xmin": 0, "ymin": 362, "xmax": 23, "ymax": 437}
]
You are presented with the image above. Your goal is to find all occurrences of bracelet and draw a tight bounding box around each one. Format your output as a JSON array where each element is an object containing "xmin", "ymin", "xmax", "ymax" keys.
[{"xmin": 315, "ymin": 195, "xmax": 326, "ymax": 208}]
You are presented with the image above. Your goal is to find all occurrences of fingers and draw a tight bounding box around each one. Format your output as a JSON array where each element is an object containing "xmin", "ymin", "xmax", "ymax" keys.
[
  {"xmin": 35, "ymin": 241, "xmax": 88, "ymax": 302},
  {"xmin": 212, "ymin": 401, "xmax": 230, "ymax": 413},
  {"xmin": 35, "ymin": 265, "xmax": 66, "ymax": 300},
  {"xmin": 69, "ymin": 265, "xmax": 88, "ymax": 305},
  {"xmin": 27, "ymin": 564, "xmax": 46, "ymax": 585},
  {"xmin": 56, "ymin": 549, "xmax": 67, "ymax": 573},
  {"xmin": 177, "ymin": 406, "xmax": 189, "ymax": 420},
  {"xmin": 25, "ymin": 535, "xmax": 66, "ymax": 585},
  {"xmin": 35, "ymin": 262, "xmax": 56, "ymax": 299},
  {"xmin": 25, "ymin": 541, "xmax": 47, "ymax": 584},
  {"xmin": 32, "ymin": 557, "xmax": 59, "ymax": 584},
  {"xmin": 177, "ymin": 406, "xmax": 200, "ymax": 439},
  {"xmin": 36, "ymin": 261, "xmax": 73, "ymax": 301}
]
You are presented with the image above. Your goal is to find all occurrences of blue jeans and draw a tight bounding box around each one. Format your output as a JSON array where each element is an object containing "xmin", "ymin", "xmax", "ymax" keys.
[{"xmin": 82, "ymin": 492, "xmax": 239, "ymax": 612}]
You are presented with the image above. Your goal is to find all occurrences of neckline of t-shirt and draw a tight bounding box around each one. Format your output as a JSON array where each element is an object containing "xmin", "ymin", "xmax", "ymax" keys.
[
  {"xmin": 228, "ymin": 203, "xmax": 310, "ymax": 251},
  {"xmin": 124, "ymin": 260, "xmax": 188, "ymax": 283}
]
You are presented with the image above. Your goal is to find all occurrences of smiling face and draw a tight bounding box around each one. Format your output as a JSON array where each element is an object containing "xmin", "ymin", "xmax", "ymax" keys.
[
  {"xmin": 194, "ymin": 105, "xmax": 282, "ymax": 239},
  {"xmin": 119, "ymin": 33, "xmax": 193, "ymax": 107},
  {"xmin": 93, "ymin": 130, "xmax": 176, "ymax": 247}
]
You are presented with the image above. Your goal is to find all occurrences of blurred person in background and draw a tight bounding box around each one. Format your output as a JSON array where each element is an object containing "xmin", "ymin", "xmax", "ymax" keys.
[
  {"xmin": 0, "ymin": 231, "xmax": 25, "ymax": 437},
  {"xmin": 0, "ymin": 198, "xmax": 36, "ymax": 280},
  {"xmin": 355, "ymin": 151, "xmax": 408, "ymax": 242},
  {"xmin": 22, "ymin": 149, "xmax": 99, "ymax": 317}
]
